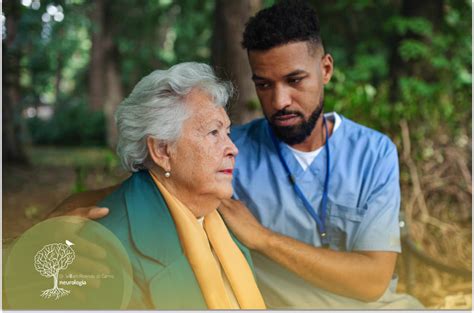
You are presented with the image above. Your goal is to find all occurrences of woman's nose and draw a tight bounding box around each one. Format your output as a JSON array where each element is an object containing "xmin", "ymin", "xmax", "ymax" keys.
[{"xmin": 225, "ymin": 136, "xmax": 239, "ymax": 157}]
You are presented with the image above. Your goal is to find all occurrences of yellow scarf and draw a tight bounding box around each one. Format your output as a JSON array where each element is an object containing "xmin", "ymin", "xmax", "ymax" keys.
[{"xmin": 150, "ymin": 171, "xmax": 266, "ymax": 309}]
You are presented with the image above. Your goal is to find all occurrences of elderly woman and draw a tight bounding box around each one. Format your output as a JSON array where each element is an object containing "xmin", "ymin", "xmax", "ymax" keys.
[{"xmin": 97, "ymin": 62, "xmax": 265, "ymax": 309}]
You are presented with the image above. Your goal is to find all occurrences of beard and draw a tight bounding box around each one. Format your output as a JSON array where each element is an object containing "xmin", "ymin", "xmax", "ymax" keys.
[{"xmin": 268, "ymin": 98, "xmax": 324, "ymax": 145}]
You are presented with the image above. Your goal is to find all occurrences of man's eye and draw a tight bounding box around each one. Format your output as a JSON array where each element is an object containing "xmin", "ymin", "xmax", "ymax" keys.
[
  {"xmin": 288, "ymin": 77, "xmax": 302, "ymax": 84},
  {"xmin": 255, "ymin": 82, "xmax": 270, "ymax": 89},
  {"xmin": 209, "ymin": 129, "xmax": 219, "ymax": 136}
]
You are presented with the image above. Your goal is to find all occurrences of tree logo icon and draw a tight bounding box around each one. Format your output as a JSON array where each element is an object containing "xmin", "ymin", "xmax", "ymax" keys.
[{"xmin": 34, "ymin": 240, "xmax": 76, "ymax": 300}]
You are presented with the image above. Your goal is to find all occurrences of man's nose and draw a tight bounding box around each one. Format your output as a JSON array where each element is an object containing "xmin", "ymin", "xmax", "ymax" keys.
[{"xmin": 272, "ymin": 85, "xmax": 292, "ymax": 110}]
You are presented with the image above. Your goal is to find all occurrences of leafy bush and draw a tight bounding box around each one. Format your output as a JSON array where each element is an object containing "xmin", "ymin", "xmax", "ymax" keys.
[{"xmin": 27, "ymin": 102, "xmax": 106, "ymax": 146}]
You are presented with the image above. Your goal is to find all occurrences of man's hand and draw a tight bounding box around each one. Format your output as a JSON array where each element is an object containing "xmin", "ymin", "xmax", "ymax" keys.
[
  {"xmin": 219, "ymin": 198, "xmax": 397, "ymax": 302},
  {"xmin": 49, "ymin": 206, "xmax": 109, "ymax": 220},
  {"xmin": 49, "ymin": 206, "xmax": 110, "ymax": 220},
  {"xmin": 219, "ymin": 199, "xmax": 271, "ymax": 250},
  {"xmin": 40, "ymin": 188, "xmax": 116, "ymax": 290},
  {"xmin": 47, "ymin": 185, "xmax": 119, "ymax": 219}
]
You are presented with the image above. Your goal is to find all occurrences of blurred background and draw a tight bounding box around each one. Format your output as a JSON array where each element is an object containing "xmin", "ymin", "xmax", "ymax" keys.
[{"xmin": 2, "ymin": 0, "xmax": 471, "ymax": 309}]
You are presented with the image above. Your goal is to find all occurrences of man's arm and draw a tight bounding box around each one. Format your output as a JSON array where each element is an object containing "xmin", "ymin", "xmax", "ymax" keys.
[
  {"xmin": 219, "ymin": 199, "xmax": 397, "ymax": 302},
  {"xmin": 48, "ymin": 185, "xmax": 119, "ymax": 218}
]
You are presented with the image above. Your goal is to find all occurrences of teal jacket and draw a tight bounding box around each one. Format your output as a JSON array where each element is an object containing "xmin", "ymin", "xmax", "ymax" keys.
[{"xmin": 98, "ymin": 170, "xmax": 255, "ymax": 309}]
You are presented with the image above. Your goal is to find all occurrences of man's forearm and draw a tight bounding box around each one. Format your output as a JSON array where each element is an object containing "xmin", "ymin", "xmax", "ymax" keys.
[
  {"xmin": 254, "ymin": 228, "xmax": 397, "ymax": 302},
  {"xmin": 219, "ymin": 199, "xmax": 398, "ymax": 302},
  {"xmin": 49, "ymin": 185, "xmax": 119, "ymax": 217}
]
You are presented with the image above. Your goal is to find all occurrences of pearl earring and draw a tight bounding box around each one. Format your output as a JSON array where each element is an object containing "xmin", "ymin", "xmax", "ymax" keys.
[{"xmin": 165, "ymin": 171, "xmax": 171, "ymax": 178}]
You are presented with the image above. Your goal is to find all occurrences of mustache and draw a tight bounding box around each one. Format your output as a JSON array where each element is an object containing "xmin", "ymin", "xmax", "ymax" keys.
[{"xmin": 271, "ymin": 109, "xmax": 304, "ymax": 120}]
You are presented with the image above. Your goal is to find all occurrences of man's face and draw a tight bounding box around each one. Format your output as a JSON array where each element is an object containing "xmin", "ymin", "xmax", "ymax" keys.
[{"xmin": 248, "ymin": 41, "xmax": 333, "ymax": 145}]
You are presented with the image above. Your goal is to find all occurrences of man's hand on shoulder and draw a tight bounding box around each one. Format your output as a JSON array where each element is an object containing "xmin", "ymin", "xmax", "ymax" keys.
[
  {"xmin": 50, "ymin": 206, "xmax": 110, "ymax": 220},
  {"xmin": 219, "ymin": 199, "xmax": 272, "ymax": 250},
  {"xmin": 48, "ymin": 185, "xmax": 119, "ymax": 220},
  {"xmin": 219, "ymin": 198, "xmax": 397, "ymax": 302}
]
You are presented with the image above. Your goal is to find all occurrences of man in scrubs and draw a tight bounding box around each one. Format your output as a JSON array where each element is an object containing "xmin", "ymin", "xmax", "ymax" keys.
[
  {"xmin": 217, "ymin": 0, "xmax": 424, "ymax": 309},
  {"xmin": 51, "ymin": 0, "xmax": 423, "ymax": 309}
]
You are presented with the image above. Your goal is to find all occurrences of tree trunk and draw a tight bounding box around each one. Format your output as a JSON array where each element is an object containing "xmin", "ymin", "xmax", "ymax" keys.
[
  {"xmin": 103, "ymin": 43, "xmax": 123, "ymax": 148},
  {"xmin": 211, "ymin": 0, "xmax": 262, "ymax": 125},
  {"xmin": 3, "ymin": 1, "xmax": 28, "ymax": 164},
  {"xmin": 88, "ymin": 0, "xmax": 106, "ymax": 111},
  {"xmin": 101, "ymin": 1, "xmax": 123, "ymax": 149},
  {"xmin": 88, "ymin": 0, "xmax": 123, "ymax": 148}
]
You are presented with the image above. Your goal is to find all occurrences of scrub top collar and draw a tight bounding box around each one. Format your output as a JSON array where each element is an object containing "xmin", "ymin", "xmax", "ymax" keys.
[{"xmin": 272, "ymin": 113, "xmax": 344, "ymax": 185}]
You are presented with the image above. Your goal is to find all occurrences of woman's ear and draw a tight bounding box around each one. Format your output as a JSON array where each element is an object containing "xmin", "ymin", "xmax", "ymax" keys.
[{"xmin": 147, "ymin": 137, "xmax": 171, "ymax": 172}]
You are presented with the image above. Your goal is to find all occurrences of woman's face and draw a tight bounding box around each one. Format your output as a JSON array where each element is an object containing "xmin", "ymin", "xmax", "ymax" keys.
[{"xmin": 168, "ymin": 89, "xmax": 238, "ymax": 202}]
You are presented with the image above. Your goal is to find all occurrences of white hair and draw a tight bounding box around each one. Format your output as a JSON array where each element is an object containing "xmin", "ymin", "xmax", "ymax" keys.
[{"xmin": 115, "ymin": 62, "xmax": 234, "ymax": 172}]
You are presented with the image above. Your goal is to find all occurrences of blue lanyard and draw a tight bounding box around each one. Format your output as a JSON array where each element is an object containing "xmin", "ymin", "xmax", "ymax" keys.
[{"xmin": 267, "ymin": 117, "xmax": 331, "ymax": 248}]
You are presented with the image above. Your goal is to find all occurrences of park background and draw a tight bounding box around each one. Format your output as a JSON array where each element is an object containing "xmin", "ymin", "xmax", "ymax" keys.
[{"xmin": 2, "ymin": 0, "xmax": 472, "ymax": 309}]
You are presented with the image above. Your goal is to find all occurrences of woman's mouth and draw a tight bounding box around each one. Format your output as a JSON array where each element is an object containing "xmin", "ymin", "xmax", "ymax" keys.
[{"xmin": 219, "ymin": 169, "xmax": 233, "ymax": 175}]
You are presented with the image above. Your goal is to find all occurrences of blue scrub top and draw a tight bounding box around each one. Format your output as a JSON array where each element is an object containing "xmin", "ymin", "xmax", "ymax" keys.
[{"xmin": 230, "ymin": 113, "xmax": 423, "ymax": 309}]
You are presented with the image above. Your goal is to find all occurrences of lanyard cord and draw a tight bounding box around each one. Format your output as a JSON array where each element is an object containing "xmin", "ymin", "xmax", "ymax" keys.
[{"xmin": 268, "ymin": 116, "xmax": 331, "ymax": 247}]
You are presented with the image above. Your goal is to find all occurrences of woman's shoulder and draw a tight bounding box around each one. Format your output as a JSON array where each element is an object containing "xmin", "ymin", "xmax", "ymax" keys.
[{"xmin": 96, "ymin": 182, "xmax": 130, "ymax": 237}]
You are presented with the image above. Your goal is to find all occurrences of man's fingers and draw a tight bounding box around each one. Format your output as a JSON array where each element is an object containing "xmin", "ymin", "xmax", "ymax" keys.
[
  {"xmin": 63, "ymin": 206, "xmax": 95, "ymax": 217},
  {"xmin": 87, "ymin": 207, "xmax": 109, "ymax": 220},
  {"xmin": 221, "ymin": 198, "xmax": 238, "ymax": 206},
  {"xmin": 219, "ymin": 203, "xmax": 229, "ymax": 211},
  {"xmin": 64, "ymin": 206, "xmax": 109, "ymax": 220},
  {"xmin": 220, "ymin": 199, "xmax": 240, "ymax": 210},
  {"xmin": 220, "ymin": 199, "xmax": 245, "ymax": 217},
  {"xmin": 218, "ymin": 204, "xmax": 232, "ymax": 217}
]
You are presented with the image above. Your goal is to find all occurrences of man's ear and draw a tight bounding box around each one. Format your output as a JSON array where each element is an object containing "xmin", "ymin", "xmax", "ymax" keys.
[
  {"xmin": 146, "ymin": 137, "xmax": 172, "ymax": 172},
  {"xmin": 321, "ymin": 53, "xmax": 334, "ymax": 85}
]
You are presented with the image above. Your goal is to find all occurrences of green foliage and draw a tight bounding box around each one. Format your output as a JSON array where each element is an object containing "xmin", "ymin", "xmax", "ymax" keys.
[
  {"xmin": 113, "ymin": 0, "xmax": 215, "ymax": 93},
  {"xmin": 73, "ymin": 165, "xmax": 88, "ymax": 193},
  {"xmin": 399, "ymin": 39, "xmax": 430, "ymax": 61},
  {"xmin": 28, "ymin": 146, "xmax": 118, "ymax": 168},
  {"xmin": 315, "ymin": 0, "xmax": 471, "ymax": 144},
  {"xmin": 103, "ymin": 150, "xmax": 120, "ymax": 173},
  {"xmin": 8, "ymin": 0, "xmax": 472, "ymax": 151},
  {"xmin": 386, "ymin": 16, "xmax": 433, "ymax": 37},
  {"xmin": 15, "ymin": 1, "xmax": 91, "ymax": 106},
  {"xmin": 11, "ymin": 0, "xmax": 217, "ymax": 147},
  {"xmin": 27, "ymin": 102, "xmax": 106, "ymax": 146},
  {"xmin": 173, "ymin": 0, "xmax": 214, "ymax": 63},
  {"xmin": 246, "ymin": 98, "xmax": 261, "ymax": 111}
]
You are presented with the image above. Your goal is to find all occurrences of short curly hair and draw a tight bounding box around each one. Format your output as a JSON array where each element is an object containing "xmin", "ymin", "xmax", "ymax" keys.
[{"xmin": 242, "ymin": 0, "xmax": 323, "ymax": 52}]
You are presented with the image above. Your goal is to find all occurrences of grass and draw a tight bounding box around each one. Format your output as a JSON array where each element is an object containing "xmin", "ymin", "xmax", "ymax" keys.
[{"xmin": 26, "ymin": 146, "xmax": 119, "ymax": 168}]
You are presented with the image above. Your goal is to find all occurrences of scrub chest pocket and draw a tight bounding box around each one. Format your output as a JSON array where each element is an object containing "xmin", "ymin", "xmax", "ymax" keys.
[{"xmin": 326, "ymin": 200, "xmax": 366, "ymax": 251}]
